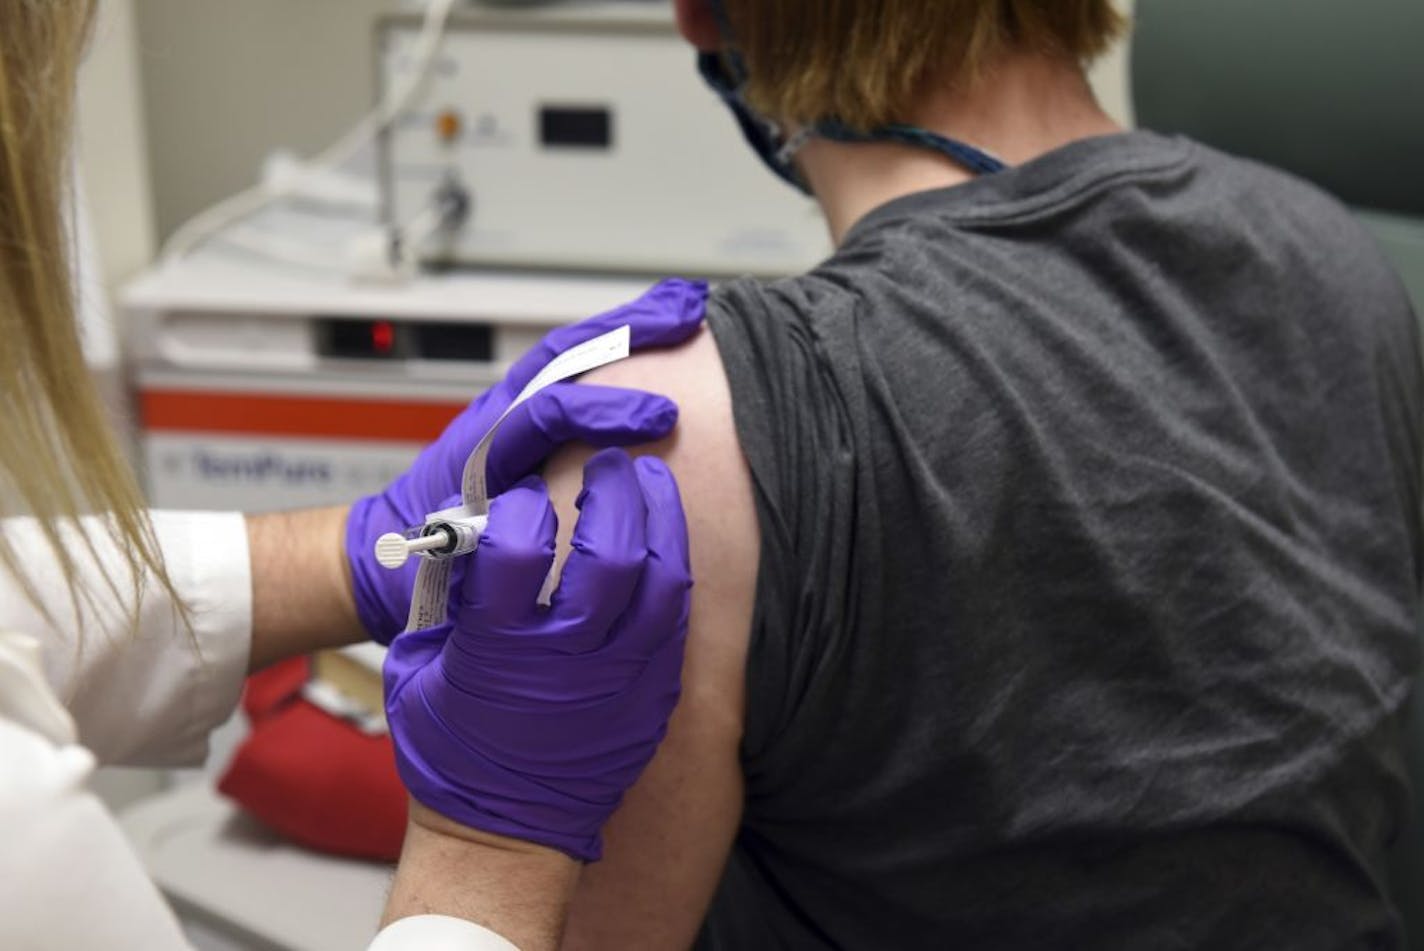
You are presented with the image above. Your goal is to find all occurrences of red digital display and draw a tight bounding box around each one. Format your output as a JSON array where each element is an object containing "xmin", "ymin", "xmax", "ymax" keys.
[
  {"xmin": 318, "ymin": 317, "xmax": 490, "ymax": 361},
  {"xmin": 371, "ymin": 321, "xmax": 396, "ymax": 355}
]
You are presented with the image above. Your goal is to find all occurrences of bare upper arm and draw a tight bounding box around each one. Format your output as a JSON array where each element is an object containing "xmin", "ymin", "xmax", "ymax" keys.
[{"xmin": 540, "ymin": 326, "xmax": 758, "ymax": 949}]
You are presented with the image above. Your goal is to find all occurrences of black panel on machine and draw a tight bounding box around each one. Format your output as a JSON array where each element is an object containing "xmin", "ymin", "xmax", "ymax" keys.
[
  {"xmin": 539, "ymin": 105, "xmax": 613, "ymax": 149},
  {"xmin": 316, "ymin": 317, "xmax": 493, "ymax": 362},
  {"xmin": 413, "ymin": 321, "xmax": 494, "ymax": 361}
]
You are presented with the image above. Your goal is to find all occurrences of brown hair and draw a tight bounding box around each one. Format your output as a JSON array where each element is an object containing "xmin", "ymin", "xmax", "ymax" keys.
[
  {"xmin": 0, "ymin": 0, "xmax": 183, "ymax": 628},
  {"xmin": 720, "ymin": 0, "xmax": 1126, "ymax": 130}
]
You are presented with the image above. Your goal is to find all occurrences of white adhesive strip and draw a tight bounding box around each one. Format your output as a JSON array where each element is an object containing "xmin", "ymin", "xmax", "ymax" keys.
[{"xmin": 397, "ymin": 325, "xmax": 633, "ymax": 633}]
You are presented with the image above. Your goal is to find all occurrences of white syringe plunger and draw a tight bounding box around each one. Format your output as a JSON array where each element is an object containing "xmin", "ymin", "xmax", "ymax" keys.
[
  {"xmin": 374, "ymin": 513, "xmax": 488, "ymax": 570},
  {"xmin": 375, "ymin": 530, "xmax": 450, "ymax": 569}
]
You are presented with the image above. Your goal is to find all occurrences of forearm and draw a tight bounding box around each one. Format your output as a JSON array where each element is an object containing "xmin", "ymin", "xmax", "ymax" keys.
[
  {"xmin": 245, "ymin": 506, "xmax": 364, "ymax": 672},
  {"xmin": 384, "ymin": 802, "xmax": 580, "ymax": 951}
]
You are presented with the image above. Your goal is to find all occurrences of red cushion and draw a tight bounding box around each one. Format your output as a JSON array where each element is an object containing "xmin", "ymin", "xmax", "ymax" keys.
[
  {"xmin": 219, "ymin": 679, "xmax": 406, "ymax": 862},
  {"xmin": 241, "ymin": 656, "xmax": 310, "ymax": 722}
]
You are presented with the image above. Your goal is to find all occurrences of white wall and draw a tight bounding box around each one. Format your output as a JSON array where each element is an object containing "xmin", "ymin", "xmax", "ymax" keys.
[
  {"xmin": 1090, "ymin": 0, "xmax": 1137, "ymax": 128},
  {"xmin": 134, "ymin": 0, "xmax": 391, "ymax": 241},
  {"xmin": 78, "ymin": 0, "xmax": 157, "ymax": 289},
  {"xmin": 74, "ymin": 0, "xmax": 148, "ymax": 463}
]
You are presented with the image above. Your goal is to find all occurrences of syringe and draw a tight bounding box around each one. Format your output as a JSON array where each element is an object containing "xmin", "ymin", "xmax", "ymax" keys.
[{"xmin": 375, "ymin": 513, "xmax": 489, "ymax": 569}]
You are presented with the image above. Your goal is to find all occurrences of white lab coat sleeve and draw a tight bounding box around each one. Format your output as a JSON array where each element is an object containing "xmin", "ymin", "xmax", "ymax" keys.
[
  {"xmin": 0, "ymin": 511, "xmax": 252, "ymax": 766},
  {"xmin": 367, "ymin": 915, "xmax": 521, "ymax": 950},
  {"xmin": 0, "ymin": 633, "xmax": 193, "ymax": 950},
  {"xmin": 0, "ymin": 633, "xmax": 523, "ymax": 951},
  {"xmin": 0, "ymin": 728, "xmax": 521, "ymax": 951},
  {"xmin": 0, "ymin": 724, "xmax": 195, "ymax": 951}
]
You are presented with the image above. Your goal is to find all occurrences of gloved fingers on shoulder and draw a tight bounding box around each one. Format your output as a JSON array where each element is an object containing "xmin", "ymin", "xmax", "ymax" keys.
[
  {"xmin": 634, "ymin": 456, "xmax": 691, "ymax": 577},
  {"xmin": 547, "ymin": 449, "xmax": 651, "ymax": 649},
  {"xmin": 543, "ymin": 278, "xmax": 709, "ymax": 353},
  {"xmin": 484, "ymin": 383, "xmax": 679, "ymax": 496},
  {"xmin": 614, "ymin": 456, "xmax": 694, "ymax": 658},
  {"xmin": 508, "ymin": 278, "xmax": 709, "ymax": 389},
  {"xmin": 532, "ymin": 383, "xmax": 680, "ymax": 444},
  {"xmin": 453, "ymin": 477, "xmax": 558, "ymax": 632},
  {"xmin": 610, "ymin": 278, "xmax": 710, "ymax": 350}
]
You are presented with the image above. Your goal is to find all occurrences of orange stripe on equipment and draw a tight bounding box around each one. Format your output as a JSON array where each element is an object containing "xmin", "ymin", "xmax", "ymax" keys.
[{"xmin": 140, "ymin": 390, "xmax": 467, "ymax": 443}]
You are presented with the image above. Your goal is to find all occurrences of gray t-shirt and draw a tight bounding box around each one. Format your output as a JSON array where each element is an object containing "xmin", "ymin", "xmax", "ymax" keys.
[{"xmin": 701, "ymin": 131, "xmax": 1423, "ymax": 949}]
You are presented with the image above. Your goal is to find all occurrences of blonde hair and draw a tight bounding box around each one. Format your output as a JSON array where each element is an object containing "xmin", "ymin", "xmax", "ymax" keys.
[
  {"xmin": 722, "ymin": 0, "xmax": 1126, "ymax": 131},
  {"xmin": 0, "ymin": 0, "xmax": 181, "ymax": 625}
]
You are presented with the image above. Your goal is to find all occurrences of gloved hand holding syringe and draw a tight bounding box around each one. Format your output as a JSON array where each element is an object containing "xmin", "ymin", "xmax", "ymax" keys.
[
  {"xmin": 373, "ymin": 314, "xmax": 694, "ymax": 865},
  {"xmin": 344, "ymin": 279, "xmax": 706, "ymax": 645},
  {"xmin": 372, "ymin": 324, "xmax": 634, "ymax": 632},
  {"xmin": 344, "ymin": 280, "xmax": 699, "ymax": 867}
]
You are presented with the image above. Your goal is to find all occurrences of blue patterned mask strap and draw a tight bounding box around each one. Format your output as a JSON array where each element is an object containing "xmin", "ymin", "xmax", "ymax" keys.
[{"xmin": 814, "ymin": 120, "xmax": 1007, "ymax": 176}]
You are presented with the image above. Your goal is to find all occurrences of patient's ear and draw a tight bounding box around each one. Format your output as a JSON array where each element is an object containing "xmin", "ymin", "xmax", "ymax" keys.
[{"xmin": 674, "ymin": 0, "xmax": 722, "ymax": 52}]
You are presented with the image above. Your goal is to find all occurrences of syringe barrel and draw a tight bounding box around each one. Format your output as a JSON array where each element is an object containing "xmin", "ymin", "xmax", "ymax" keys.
[{"xmin": 420, "ymin": 514, "xmax": 487, "ymax": 560}]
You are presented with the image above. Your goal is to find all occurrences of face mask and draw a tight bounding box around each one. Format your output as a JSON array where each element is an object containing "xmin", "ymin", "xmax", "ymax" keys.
[{"xmin": 696, "ymin": 1, "xmax": 1008, "ymax": 195}]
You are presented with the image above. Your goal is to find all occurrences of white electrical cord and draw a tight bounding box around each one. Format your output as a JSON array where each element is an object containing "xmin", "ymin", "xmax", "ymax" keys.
[
  {"xmin": 191, "ymin": 227, "xmax": 352, "ymax": 273},
  {"xmin": 200, "ymin": 204, "xmax": 448, "ymax": 277},
  {"xmin": 158, "ymin": 0, "xmax": 461, "ymax": 264}
]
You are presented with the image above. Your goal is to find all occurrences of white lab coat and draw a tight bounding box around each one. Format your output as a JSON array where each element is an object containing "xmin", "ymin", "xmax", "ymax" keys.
[{"xmin": 0, "ymin": 512, "xmax": 515, "ymax": 951}]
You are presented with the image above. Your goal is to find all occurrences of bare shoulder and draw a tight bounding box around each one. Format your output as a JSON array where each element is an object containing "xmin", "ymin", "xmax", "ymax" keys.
[
  {"xmin": 545, "ymin": 326, "xmax": 757, "ymax": 948},
  {"xmin": 589, "ymin": 327, "xmax": 757, "ymax": 612},
  {"xmin": 584, "ymin": 324, "xmax": 742, "ymax": 472},
  {"xmin": 550, "ymin": 324, "xmax": 756, "ymax": 731}
]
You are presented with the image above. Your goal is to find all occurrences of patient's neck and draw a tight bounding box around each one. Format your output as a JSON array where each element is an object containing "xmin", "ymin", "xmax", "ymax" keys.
[{"xmin": 797, "ymin": 50, "xmax": 1123, "ymax": 245}]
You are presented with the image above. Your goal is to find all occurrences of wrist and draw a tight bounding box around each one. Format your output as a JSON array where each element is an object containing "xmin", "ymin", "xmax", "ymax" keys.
[
  {"xmin": 388, "ymin": 688, "xmax": 607, "ymax": 862},
  {"xmin": 383, "ymin": 800, "xmax": 580, "ymax": 950},
  {"xmin": 407, "ymin": 800, "xmax": 579, "ymax": 862},
  {"xmin": 303, "ymin": 504, "xmax": 364, "ymax": 646},
  {"xmin": 246, "ymin": 505, "xmax": 366, "ymax": 671},
  {"xmin": 333, "ymin": 502, "xmax": 362, "ymax": 631}
]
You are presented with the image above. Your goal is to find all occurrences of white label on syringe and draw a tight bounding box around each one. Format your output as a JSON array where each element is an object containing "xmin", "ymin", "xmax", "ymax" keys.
[{"xmin": 404, "ymin": 556, "xmax": 453, "ymax": 634}]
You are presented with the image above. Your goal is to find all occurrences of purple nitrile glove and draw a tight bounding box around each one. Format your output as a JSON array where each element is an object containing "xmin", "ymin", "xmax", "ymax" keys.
[
  {"xmin": 383, "ymin": 448, "xmax": 692, "ymax": 861},
  {"xmin": 346, "ymin": 278, "xmax": 707, "ymax": 644}
]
